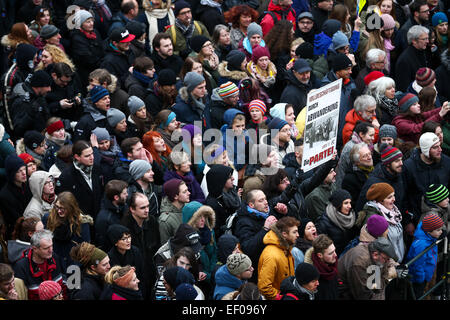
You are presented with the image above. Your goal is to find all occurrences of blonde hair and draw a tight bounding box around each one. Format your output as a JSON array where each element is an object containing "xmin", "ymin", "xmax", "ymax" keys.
[
  {"xmin": 104, "ymin": 265, "xmax": 134, "ymax": 285},
  {"xmin": 47, "ymin": 191, "xmax": 83, "ymax": 236},
  {"xmin": 36, "ymin": 44, "xmax": 76, "ymax": 71},
  {"xmin": 291, "ymin": 37, "xmax": 305, "ymax": 50}
]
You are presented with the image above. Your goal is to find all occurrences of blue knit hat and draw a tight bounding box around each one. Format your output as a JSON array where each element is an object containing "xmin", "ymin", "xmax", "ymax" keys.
[
  {"xmin": 5, "ymin": 154, "xmax": 25, "ymax": 183},
  {"xmin": 332, "ymin": 31, "xmax": 350, "ymax": 50},
  {"xmin": 267, "ymin": 117, "xmax": 289, "ymax": 131},
  {"xmin": 182, "ymin": 201, "xmax": 203, "ymax": 224},
  {"xmin": 90, "ymin": 85, "xmax": 109, "ymax": 103},
  {"xmin": 432, "ymin": 12, "xmax": 448, "ymax": 27}
]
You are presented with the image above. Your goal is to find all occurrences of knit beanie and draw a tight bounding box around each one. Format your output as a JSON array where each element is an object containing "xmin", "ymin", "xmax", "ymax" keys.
[
  {"xmin": 322, "ymin": 19, "xmax": 341, "ymax": 38},
  {"xmin": 18, "ymin": 153, "xmax": 35, "ymax": 165},
  {"xmin": 247, "ymin": 22, "xmax": 263, "ymax": 39},
  {"xmin": 175, "ymin": 283, "xmax": 198, "ymax": 300},
  {"xmin": 184, "ymin": 71, "xmax": 205, "ymax": 92},
  {"xmin": 295, "ymin": 42, "xmax": 314, "ymax": 60},
  {"xmin": 415, "ymin": 67, "xmax": 436, "ymax": 87},
  {"xmin": 107, "ymin": 224, "xmax": 130, "ymax": 245},
  {"xmin": 107, "ymin": 108, "xmax": 126, "ymax": 127},
  {"xmin": 40, "ymin": 24, "xmax": 59, "ymax": 40},
  {"xmin": 226, "ymin": 50, "xmax": 246, "ymax": 71},
  {"xmin": 90, "ymin": 85, "xmax": 109, "ymax": 104},
  {"xmin": 269, "ymin": 103, "xmax": 287, "ymax": 120},
  {"xmin": 15, "ymin": 44, "xmax": 38, "ymax": 69},
  {"xmin": 217, "ymin": 234, "xmax": 240, "ymax": 263},
  {"xmin": 218, "ymin": 81, "xmax": 239, "ymax": 98},
  {"xmin": 380, "ymin": 143, "xmax": 403, "ymax": 165},
  {"xmin": 381, "ymin": 14, "xmax": 396, "ymax": 30},
  {"xmin": 46, "ymin": 120, "xmax": 64, "ymax": 135},
  {"xmin": 329, "ymin": 189, "xmax": 352, "ymax": 209},
  {"xmin": 332, "ymin": 53, "xmax": 352, "ymax": 72},
  {"xmin": 76, "ymin": 9, "xmax": 93, "ymax": 27},
  {"xmin": 432, "ymin": 12, "xmax": 448, "ymax": 27},
  {"xmin": 171, "ymin": 224, "xmax": 202, "ymax": 255},
  {"xmin": 163, "ymin": 266, "xmax": 195, "ymax": 290},
  {"xmin": 38, "ymin": 280, "xmax": 61, "ymax": 300},
  {"xmin": 174, "ymin": 0, "xmax": 191, "ymax": 16},
  {"xmin": 364, "ymin": 71, "xmax": 384, "ymax": 86},
  {"xmin": 332, "ymin": 31, "xmax": 349, "ymax": 50},
  {"xmin": 425, "ymin": 184, "xmax": 449, "ymax": 205},
  {"xmin": 419, "ymin": 132, "xmax": 440, "ymax": 158},
  {"xmin": 366, "ymin": 182, "xmax": 395, "ymax": 203},
  {"xmin": 92, "ymin": 127, "xmax": 110, "ymax": 142},
  {"xmin": 190, "ymin": 35, "xmax": 210, "ymax": 53},
  {"xmin": 397, "ymin": 92, "xmax": 419, "ymax": 113},
  {"xmin": 126, "ymin": 20, "xmax": 146, "ymax": 39},
  {"xmin": 267, "ymin": 117, "xmax": 289, "ymax": 131},
  {"xmin": 182, "ymin": 201, "xmax": 203, "ymax": 224},
  {"xmin": 129, "ymin": 159, "xmax": 152, "ymax": 181},
  {"xmin": 251, "ymin": 45, "xmax": 270, "ymax": 63},
  {"xmin": 158, "ymin": 69, "xmax": 177, "ymax": 86},
  {"xmin": 295, "ymin": 262, "xmax": 319, "ymax": 285},
  {"xmin": 163, "ymin": 178, "xmax": 184, "ymax": 202},
  {"xmin": 248, "ymin": 99, "xmax": 267, "ymax": 115},
  {"xmin": 128, "ymin": 96, "xmax": 145, "ymax": 115},
  {"xmin": 182, "ymin": 124, "xmax": 201, "ymax": 139},
  {"xmin": 378, "ymin": 124, "xmax": 397, "ymax": 140},
  {"xmin": 24, "ymin": 130, "xmax": 45, "ymax": 150},
  {"xmin": 297, "ymin": 11, "xmax": 314, "ymax": 22},
  {"xmin": 5, "ymin": 154, "xmax": 26, "ymax": 182},
  {"xmin": 298, "ymin": 217, "xmax": 312, "ymax": 238},
  {"xmin": 366, "ymin": 215, "xmax": 389, "ymax": 237},
  {"xmin": 422, "ymin": 213, "xmax": 444, "ymax": 232},
  {"xmin": 30, "ymin": 70, "xmax": 52, "ymax": 87},
  {"xmin": 226, "ymin": 253, "xmax": 252, "ymax": 276}
]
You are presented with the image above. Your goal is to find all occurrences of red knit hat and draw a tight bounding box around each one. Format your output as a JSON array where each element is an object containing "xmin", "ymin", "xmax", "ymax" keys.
[
  {"xmin": 364, "ymin": 71, "xmax": 384, "ymax": 86},
  {"xmin": 38, "ymin": 280, "xmax": 62, "ymax": 300},
  {"xmin": 251, "ymin": 45, "xmax": 270, "ymax": 63},
  {"xmin": 422, "ymin": 213, "xmax": 444, "ymax": 233},
  {"xmin": 18, "ymin": 153, "xmax": 35, "ymax": 164},
  {"xmin": 46, "ymin": 120, "xmax": 64, "ymax": 135},
  {"xmin": 415, "ymin": 68, "xmax": 436, "ymax": 87}
]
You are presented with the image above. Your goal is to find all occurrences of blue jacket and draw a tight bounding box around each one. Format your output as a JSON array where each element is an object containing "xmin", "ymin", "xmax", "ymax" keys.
[
  {"xmin": 213, "ymin": 264, "xmax": 245, "ymax": 300},
  {"xmin": 406, "ymin": 221, "xmax": 439, "ymax": 283},
  {"xmin": 172, "ymin": 87, "xmax": 212, "ymax": 130},
  {"xmin": 314, "ymin": 31, "xmax": 360, "ymax": 57}
]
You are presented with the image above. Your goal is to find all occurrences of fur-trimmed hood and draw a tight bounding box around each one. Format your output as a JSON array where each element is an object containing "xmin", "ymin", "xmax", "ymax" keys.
[
  {"xmin": 16, "ymin": 138, "xmax": 42, "ymax": 167},
  {"xmin": 107, "ymin": 73, "xmax": 119, "ymax": 93},
  {"xmin": 1, "ymin": 35, "xmax": 28, "ymax": 49},
  {"xmin": 80, "ymin": 213, "xmax": 94, "ymax": 225},
  {"xmin": 304, "ymin": 246, "xmax": 314, "ymax": 264},
  {"xmin": 178, "ymin": 86, "xmax": 190, "ymax": 104},
  {"xmin": 218, "ymin": 61, "xmax": 248, "ymax": 81},
  {"xmin": 263, "ymin": 224, "xmax": 292, "ymax": 251},
  {"xmin": 185, "ymin": 205, "xmax": 216, "ymax": 230},
  {"xmin": 441, "ymin": 49, "xmax": 450, "ymax": 71}
]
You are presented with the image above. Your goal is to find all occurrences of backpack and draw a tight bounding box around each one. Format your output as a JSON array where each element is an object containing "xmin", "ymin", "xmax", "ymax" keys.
[
  {"xmin": 275, "ymin": 292, "xmax": 299, "ymax": 300},
  {"xmin": 339, "ymin": 235, "xmax": 360, "ymax": 257},
  {"xmin": 169, "ymin": 21, "xmax": 202, "ymax": 47},
  {"xmin": 257, "ymin": 8, "xmax": 295, "ymax": 25},
  {"xmin": 224, "ymin": 211, "xmax": 238, "ymax": 235}
]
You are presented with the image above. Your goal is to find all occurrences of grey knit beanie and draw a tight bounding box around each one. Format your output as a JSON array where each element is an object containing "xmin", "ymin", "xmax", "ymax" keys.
[
  {"xmin": 129, "ymin": 159, "xmax": 152, "ymax": 181},
  {"xmin": 106, "ymin": 108, "xmax": 126, "ymax": 127},
  {"xmin": 128, "ymin": 96, "xmax": 145, "ymax": 115},
  {"xmin": 91, "ymin": 127, "xmax": 110, "ymax": 142},
  {"xmin": 226, "ymin": 253, "xmax": 252, "ymax": 276},
  {"xmin": 184, "ymin": 71, "xmax": 205, "ymax": 92},
  {"xmin": 247, "ymin": 22, "xmax": 263, "ymax": 39},
  {"xmin": 378, "ymin": 124, "xmax": 397, "ymax": 140},
  {"xmin": 76, "ymin": 9, "xmax": 93, "ymax": 27}
]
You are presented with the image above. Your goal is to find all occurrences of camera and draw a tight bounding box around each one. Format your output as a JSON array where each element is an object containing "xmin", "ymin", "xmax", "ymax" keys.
[{"xmin": 68, "ymin": 93, "xmax": 81, "ymax": 104}]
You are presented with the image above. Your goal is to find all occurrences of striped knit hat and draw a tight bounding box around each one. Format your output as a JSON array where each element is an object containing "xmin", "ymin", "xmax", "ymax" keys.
[
  {"xmin": 398, "ymin": 92, "xmax": 419, "ymax": 113},
  {"xmin": 248, "ymin": 99, "xmax": 267, "ymax": 115},
  {"xmin": 90, "ymin": 85, "xmax": 109, "ymax": 103},
  {"xmin": 218, "ymin": 81, "xmax": 239, "ymax": 98},
  {"xmin": 425, "ymin": 184, "xmax": 449, "ymax": 205},
  {"xmin": 380, "ymin": 144, "xmax": 402, "ymax": 165},
  {"xmin": 422, "ymin": 213, "xmax": 444, "ymax": 233},
  {"xmin": 415, "ymin": 68, "xmax": 436, "ymax": 87}
]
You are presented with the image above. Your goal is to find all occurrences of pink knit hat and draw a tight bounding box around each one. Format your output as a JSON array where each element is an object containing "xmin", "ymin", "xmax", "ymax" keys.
[
  {"xmin": 381, "ymin": 14, "xmax": 395, "ymax": 30},
  {"xmin": 38, "ymin": 280, "xmax": 62, "ymax": 300}
]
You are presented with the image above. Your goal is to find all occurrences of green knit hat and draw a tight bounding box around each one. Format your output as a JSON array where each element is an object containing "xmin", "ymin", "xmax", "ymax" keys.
[
  {"xmin": 426, "ymin": 184, "xmax": 449, "ymax": 204},
  {"xmin": 89, "ymin": 247, "xmax": 108, "ymax": 266}
]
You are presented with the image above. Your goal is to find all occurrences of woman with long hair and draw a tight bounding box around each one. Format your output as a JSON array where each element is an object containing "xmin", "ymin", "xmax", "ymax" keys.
[
  {"xmin": 224, "ymin": 5, "xmax": 259, "ymax": 50},
  {"xmin": 329, "ymin": 3, "xmax": 354, "ymax": 39},
  {"xmin": 191, "ymin": 36, "xmax": 221, "ymax": 84},
  {"xmin": 43, "ymin": 191, "xmax": 93, "ymax": 271},
  {"xmin": 142, "ymin": 130, "xmax": 172, "ymax": 185},
  {"xmin": 245, "ymin": 45, "xmax": 277, "ymax": 98},
  {"xmin": 418, "ymin": 86, "xmax": 439, "ymax": 113},
  {"xmin": 432, "ymin": 12, "xmax": 448, "ymax": 52},
  {"xmin": 380, "ymin": 14, "xmax": 396, "ymax": 73},
  {"xmin": 1, "ymin": 22, "xmax": 33, "ymax": 64},
  {"xmin": 180, "ymin": 124, "xmax": 205, "ymax": 182},
  {"xmin": 179, "ymin": 56, "xmax": 217, "ymax": 96},
  {"xmin": 153, "ymin": 109, "xmax": 182, "ymax": 149},
  {"xmin": 29, "ymin": 7, "xmax": 52, "ymax": 41},
  {"xmin": 212, "ymin": 24, "xmax": 233, "ymax": 61},
  {"xmin": 35, "ymin": 44, "xmax": 75, "ymax": 71},
  {"xmin": 101, "ymin": 265, "xmax": 143, "ymax": 300}
]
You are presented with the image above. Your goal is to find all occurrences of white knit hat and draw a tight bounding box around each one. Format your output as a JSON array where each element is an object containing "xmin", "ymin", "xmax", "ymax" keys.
[{"xmin": 419, "ymin": 132, "xmax": 440, "ymax": 158}]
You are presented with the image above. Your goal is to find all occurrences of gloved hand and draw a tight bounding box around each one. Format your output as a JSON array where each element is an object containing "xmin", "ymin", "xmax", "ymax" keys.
[{"xmin": 396, "ymin": 265, "xmax": 409, "ymax": 279}]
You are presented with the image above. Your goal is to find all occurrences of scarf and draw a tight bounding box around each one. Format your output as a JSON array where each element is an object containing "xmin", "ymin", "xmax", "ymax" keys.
[
  {"xmin": 378, "ymin": 95, "xmax": 399, "ymax": 117},
  {"xmin": 45, "ymin": 132, "xmax": 67, "ymax": 148},
  {"xmin": 198, "ymin": 226, "xmax": 212, "ymax": 245},
  {"xmin": 311, "ymin": 252, "xmax": 338, "ymax": 281},
  {"xmin": 383, "ymin": 38, "xmax": 395, "ymax": 72},
  {"xmin": 247, "ymin": 205, "xmax": 269, "ymax": 219},
  {"xmin": 326, "ymin": 203, "xmax": 355, "ymax": 231},
  {"xmin": 95, "ymin": 0, "xmax": 113, "ymax": 20},
  {"xmin": 200, "ymin": 0, "xmax": 222, "ymax": 11},
  {"xmin": 190, "ymin": 94, "xmax": 206, "ymax": 116},
  {"xmin": 145, "ymin": 9, "xmax": 175, "ymax": 49},
  {"xmin": 221, "ymin": 188, "xmax": 241, "ymax": 212},
  {"xmin": 374, "ymin": 202, "xmax": 402, "ymax": 225},
  {"xmin": 246, "ymin": 61, "xmax": 277, "ymax": 87},
  {"xmin": 350, "ymin": 131, "xmax": 374, "ymax": 152},
  {"xmin": 42, "ymin": 192, "xmax": 56, "ymax": 205},
  {"xmin": 73, "ymin": 159, "xmax": 93, "ymax": 176},
  {"xmin": 293, "ymin": 279, "xmax": 316, "ymax": 300},
  {"xmin": 133, "ymin": 69, "xmax": 153, "ymax": 85},
  {"xmin": 175, "ymin": 19, "xmax": 195, "ymax": 40},
  {"xmin": 80, "ymin": 28, "xmax": 97, "ymax": 40},
  {"xmin": 356, "ymin": 164, "xmax": 374, "ymax": 178}
]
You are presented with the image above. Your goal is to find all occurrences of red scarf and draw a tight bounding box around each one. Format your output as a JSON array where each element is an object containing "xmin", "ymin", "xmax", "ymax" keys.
[
  {"xmin": 80, "ymin": 28, "xmax": 97, "ymax": 40},
  {"xmin": 311, "ymin": 252, "xmax": 338, "ymax": 281}
]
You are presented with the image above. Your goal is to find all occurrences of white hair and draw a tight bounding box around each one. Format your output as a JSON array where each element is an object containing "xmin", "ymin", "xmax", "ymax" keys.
[
  {"xmin": 366, "ymin": 48, "xmax": 386, "ymax": 67},
  {"xmin": 354, "ymin": 94, "xmax": 377, "ymax": 113},
  {"xmin": 350, "ymin": 142, "xmax": 369, "ymax": 164},
  {"xmin": 407, "ymin": 25, "xmax": 429, "ymax": 44},
  {"xmin": 367, "ymin": 76, "xmax": 396, "ymax": 100},
  {"xmin": 30, "ymin": 229, "xmax": 53, "ymax": 248}
]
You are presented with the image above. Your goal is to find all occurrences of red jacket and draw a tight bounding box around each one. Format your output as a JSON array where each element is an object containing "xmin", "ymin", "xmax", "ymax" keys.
[
  {"xmin": 342, "ymin": 109, "xmax": 379, "ymax": 146},
  {"xmin": 260, "ymin": 0, "xmax": 296, "ymax": 36}
]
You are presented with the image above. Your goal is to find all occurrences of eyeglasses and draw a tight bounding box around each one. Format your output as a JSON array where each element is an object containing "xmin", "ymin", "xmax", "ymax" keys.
[
  {"xmin": 120, "ymin": 235, "xmax": 132, "ymax": 242},
  {"xmin": 202, "ymin": 42, "xmax": 213, "ymax": 48},
  {"xmin": 54, "ymin": 204, "xmax": 66, "ymax": 212},
  {"xmin": 419, "ymin": 9, "xmax": 430, "ymax": 13},
  {"xmin": 418, "ymin": 37, "xmax": 429, "ymax": 41}
]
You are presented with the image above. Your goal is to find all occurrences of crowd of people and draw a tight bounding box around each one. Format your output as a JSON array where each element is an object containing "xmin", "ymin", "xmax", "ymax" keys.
[{"xmin": 0, "ymin": 0, "xmax": 449, "ymax": 302}]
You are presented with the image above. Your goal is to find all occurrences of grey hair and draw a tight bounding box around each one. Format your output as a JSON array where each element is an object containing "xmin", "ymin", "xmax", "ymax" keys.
[
  {"xmin": 407, "ymin": 25, "xmax": 429, "ymax": 44},
  {"xmin": 350, "ymin": 142, "xmax": 369, "ymax": 164},
  {"xmin": 212, "ymin": 24, "xmax": 230, "ymax": 45},
  {"xmin": 354, "ymin": 95, "xmax": 376, "ymax": 113},
  {"xmin": 367, "ymin": 76, "xmax": 396, "ymax": 101},
  {"xmin": 366, "ymin": 48, "xmax": 386, "ymax": 67},
  {"xmin": 30, "ymin": 229, "xmax": 53, "ymax": 248}
]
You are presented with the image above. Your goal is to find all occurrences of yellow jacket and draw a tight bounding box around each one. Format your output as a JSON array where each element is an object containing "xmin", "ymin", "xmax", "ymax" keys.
[{"xmin": 257, "ymin": 226, "xmax": 295, "ymax": 299}]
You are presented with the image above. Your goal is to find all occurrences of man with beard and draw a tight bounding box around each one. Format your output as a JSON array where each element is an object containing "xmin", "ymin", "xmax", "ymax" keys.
[
  {"xmin": 258, "ymin": 216, "xmax": 299, "ymax": 299},
  {"xmin": 303, "ymin": 234, "xmax": 338, "ymax": 300},
  {"xmin": 338, "ymin": 237, "xmax": 398, "ymax": 300},
  {"xmin": 402, "ymin": 132, "xmax": 450, "ymax": 233},
  {"xmin": 144, "ymin": 68, "xmax": 178, "ymax": 117},
  {"xmin": 151, "ymin": 33, "xmax": 184, "ymax": 75},
  {"xmin": 262, "ymin": 118, "xmax": 295, "ymax": 169},
  {"xmin": 95, "ymin": 179, "xmax": 129, "ymax": 251},
  {"xmin": 165, "ymin": 0, "xmax": 210, "ymax": 59},
  {"xmin": 395, "ymin": 0, "xmax": 431, "ymax": 53}
]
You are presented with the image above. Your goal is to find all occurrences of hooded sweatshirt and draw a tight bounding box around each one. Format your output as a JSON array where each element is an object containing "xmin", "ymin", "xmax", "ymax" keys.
[{"xmin": 23, "ymin": 171, "xmax": 55, "ymax": 219}]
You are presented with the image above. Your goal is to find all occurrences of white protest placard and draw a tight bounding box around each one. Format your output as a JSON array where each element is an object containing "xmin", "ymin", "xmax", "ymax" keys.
[{"xmin": 301, "ymin": 78, "xmax": 342, "ymax": 172}]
